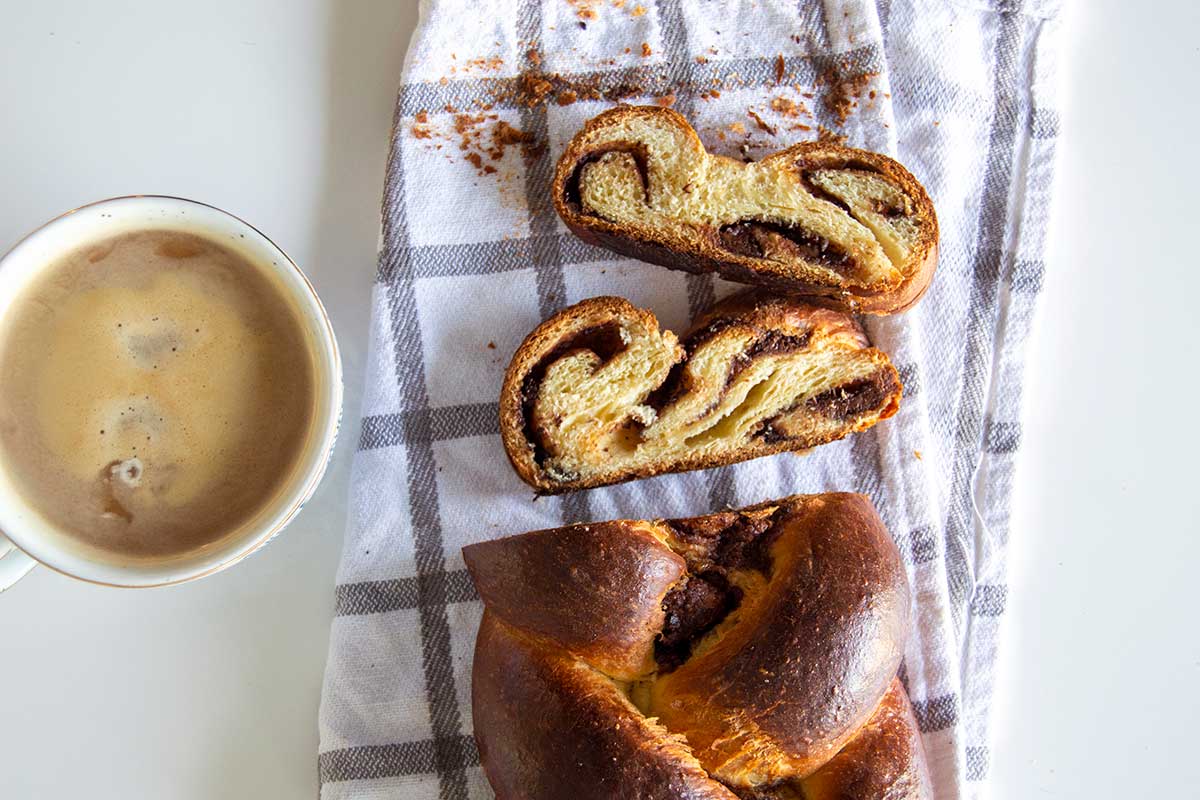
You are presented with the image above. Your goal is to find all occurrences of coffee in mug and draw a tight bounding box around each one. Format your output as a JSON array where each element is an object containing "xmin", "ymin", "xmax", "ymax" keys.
[
  {"xmin": 0, "ymin": 229, "xmax": 317, "ymax": 562},
  {"xmin": 0, "ymin": 196, "xmax": 341, "ymax": 589}
]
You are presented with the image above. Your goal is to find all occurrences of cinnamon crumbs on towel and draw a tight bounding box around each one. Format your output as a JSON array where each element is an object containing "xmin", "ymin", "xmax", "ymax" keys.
[
  {"xmin": 747, "ymin": 109, "xmax": 777, "ymax": 135},
  {"xmin": 818, "ymin": 125, "xmax": 849, "ymax": 145},
  {"xmin": 408, "ymin": 111, "xmax": 544, "ymax": 177},
  {"xmin": 818, "ymin": 58, "xmax": 878, "ymax": 125},
  {"xmin": 770, "ymin": 96, "xmax": 808, "ymax": 118},
  {"xmin": 416, "ymin": 34, "xmax": 882, "ymax": 181}
]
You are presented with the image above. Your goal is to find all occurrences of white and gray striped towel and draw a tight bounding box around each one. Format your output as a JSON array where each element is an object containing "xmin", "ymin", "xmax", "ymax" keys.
[{"xmin": 318, "ymin": 1, "xmax": 1063, "ymax": 797}]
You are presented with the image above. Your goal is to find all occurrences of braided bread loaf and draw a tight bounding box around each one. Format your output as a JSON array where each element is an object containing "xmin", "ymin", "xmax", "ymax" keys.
[
  {"xmin": 500, "ymin": 290, "xmax": 901, "ymax": 493},
  {"xmin": 553, "ymin": 106, "xmax": 938, "ymax": 314},
  {"xmin": 465, "ymin": 493, "xmax": 931, "ymax": 799}
]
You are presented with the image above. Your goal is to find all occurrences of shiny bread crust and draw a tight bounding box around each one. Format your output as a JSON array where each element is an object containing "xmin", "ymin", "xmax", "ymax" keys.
[{"xmin": 465, "ymin": 493, "xmax": 931, "ymax": 799}]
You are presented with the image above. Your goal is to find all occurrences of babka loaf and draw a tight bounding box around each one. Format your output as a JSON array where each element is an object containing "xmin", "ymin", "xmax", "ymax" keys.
[
  {"xmin": 553, "ymin": 106, "xmax": 939, "ymax": 314},
  {"xmin": 500, "ymin": 290, "xmax": 902, "ymax": 493},
  {"xmin": 465, "ymin": 493, "xmax": 932, "ymax": 799}
]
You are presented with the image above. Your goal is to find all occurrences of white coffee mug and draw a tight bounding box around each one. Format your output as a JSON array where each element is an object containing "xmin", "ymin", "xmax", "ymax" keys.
[{"xmin": 0, "ymin": 196, "xmax": 342, "ymax": 590}]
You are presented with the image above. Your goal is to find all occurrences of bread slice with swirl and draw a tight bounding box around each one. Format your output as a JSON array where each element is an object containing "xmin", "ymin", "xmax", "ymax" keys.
[
  {"xmin": 499, "ymin": 291, "xmax": 901, "ymax": 493},
  {"xmin": 553, "ymin": 106, "xmax": 938, "ymax": 314}
]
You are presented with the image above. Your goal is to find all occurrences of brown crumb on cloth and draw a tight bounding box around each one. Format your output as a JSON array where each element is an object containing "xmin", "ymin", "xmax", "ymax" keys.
[
  {"xmin": 419, "ymin": 29, "xmax": 880, "ymax": 182},
  {"xmin": 409, "ymin": 111, "xmax": 545, "ymax": 177},
  {"xmin": 817, "ymin": 125, "xmax": 848, "ymax": 145},
  {"xmin": 770, "ymin": 96, "xmax": 809, "ymax": 118},
  {"xmin": 747, "ymin": 109, "xmax": 776, "ymax": 135},
  {"xmin": 462, "ymin": 56, "xmax": 504, "ymax": 73},
  {"xmin": 568, "ymin": 0, "xmax": 600, "ymax": 21},
  {"xmin": 493, "ymin": 120, "xmax": 544, "ymax": 160},
  {"xmin": 818, "ymin": 58, "xmax": 878, "ymax": 125},
  {"xmin": 520, "ymin": 73, "xmax": 555, "ymax": 107}
]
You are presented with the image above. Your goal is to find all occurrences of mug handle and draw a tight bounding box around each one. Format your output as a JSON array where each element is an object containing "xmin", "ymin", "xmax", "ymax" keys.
[{"xmin": 0, "ymin": 534, "xmax": 36, "ymax": 592}]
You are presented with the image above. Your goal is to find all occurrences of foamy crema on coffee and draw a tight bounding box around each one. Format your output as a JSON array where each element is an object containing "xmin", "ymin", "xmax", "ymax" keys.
[{"xmin": 0, "ymin": 230, "xmax": 316, "ymax": 562}]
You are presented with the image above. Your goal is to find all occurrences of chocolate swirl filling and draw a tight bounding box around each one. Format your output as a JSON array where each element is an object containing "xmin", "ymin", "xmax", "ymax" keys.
[
  {"xmin": 519, "ymin": 321, "xmax": 628, "ymax": 470},
  {"xmin": 655, "ymin": 510, "xmax": 782, "ymax": 671},
  {"xmin": 563, "ymin": 142, "xmax": 652, "ymax": 213},
  {"xmin": 718, "ymin": 220, "xmax": 854, "ymax": 272}
]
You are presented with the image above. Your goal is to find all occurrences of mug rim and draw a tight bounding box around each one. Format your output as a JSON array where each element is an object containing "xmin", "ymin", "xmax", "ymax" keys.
[{"xmin": 0, "ymin": 194, "xmax": 343, "ymax": 588}]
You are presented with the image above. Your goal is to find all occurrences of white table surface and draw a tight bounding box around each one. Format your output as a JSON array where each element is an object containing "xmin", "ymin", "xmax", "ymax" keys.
[{"xmin": 0, "ymin": 1, "xmax": 1195, "ymax": 797}]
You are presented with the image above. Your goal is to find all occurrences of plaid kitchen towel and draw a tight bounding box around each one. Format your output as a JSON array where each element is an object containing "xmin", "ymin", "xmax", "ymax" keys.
[{"xmin": 318, "ymin": 0, "xmax": 1063, "ymax": 797}]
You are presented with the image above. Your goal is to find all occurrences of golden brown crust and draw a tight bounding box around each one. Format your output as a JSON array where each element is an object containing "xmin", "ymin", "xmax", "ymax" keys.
[
  {"xmin": 650, "ymin": 494, "xmax": 910, "ymax": 784},
  {"xmin": 498, "ymin": 295, "xmax": 652, "ymax": 491},
  {"xmin": 463, "ymin": 520, "xmax": 685, "ymax": 679},
  {"xmin": 473, "ymin": 613, "xmax": 738, "ymax": 800},
  {"xmin": 466, "ymin": 494, "xmax": 931, "ymax": 799},
  {"xmin": 683, "ymin": 289, "xmax": 870, "ymax": 348},
  {"xmin": 800, "ymin": 679, "xmax": 933, "ymax": 800},
  {"xmin": 499, "ymin": 291, "xmax": 902, "ymax": 493},
  {"xmin": 553, "ymin": 106, "xmax": 939, "ymax": 315}
]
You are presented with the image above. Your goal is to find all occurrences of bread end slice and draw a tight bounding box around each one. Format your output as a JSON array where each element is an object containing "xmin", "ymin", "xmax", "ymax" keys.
[{"xmin": 553, "ymin": 106, "xmax": 938, "ymax": 315}]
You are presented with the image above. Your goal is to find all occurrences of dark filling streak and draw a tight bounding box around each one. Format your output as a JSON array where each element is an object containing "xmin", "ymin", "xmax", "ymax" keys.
[
  {"xmin": 717, "ymin": 328, "xmax": 813, "ymax": 402},
  {"xmin": 519, "ymin": 321, "xmax": 628, "ymax": 469},
  {"xmin": 656, "ymin": 571, "xmax": 741, "ymax": 672},
  {"xmin": 839, "ymin": 159, "xmax": 884, "ymax": 174},
  {"xmin": 802, "ymin": 166, "xmax": 913, "ymax": 220},
  {"xmin": 565, "ymin": 142, "xmax": 652, "ymax": 214},
  {"xmin": 798, "ymin": 157, "xmax": 884, "ymax": 175},
  {"xmin": 757, "ymin": 421, "xmax": 792, "ymax": 445},
  {"xmin": 718, "ymin": 220, "xmax": 853, "ymax": 271},
  {"xmin": 743, "ymin": 328, "xmax": 813, "ymax": 361},
  {"xmin": 718, "ymin": 221, "xmax": 769, "ymax": 258},
  {"xmin": 754, "ymin": 369, "xmax": 898, "ymax": 444},
  {"xmin": 642, "ymin": 359, "xmax": 687, "ymax": 413},
  {"xmin": 643, "ymin": 318, "xmax": 754, "ymax": 414},
  {"xmin": 655, "ymin": 510, "xmax": 783, "ymax": 671},
  {"xmin": 726, "ymin": 784, "xmax": 797, "ymax": 800},
  {"xmin": 712, "ymin": 513, "xmax": 779, "ymax": 574},
  {"xmin": 686, "ymin": 317, "xmax": 813, "ymax": 368},
  {"xmin": 654, "ymin": 325, "xmax": 815, "ymax": 425},
  {"xmin": 683, "ymin": 316, "xmax": 743, "ymax": 355},
  {"xmin": 799, "ymin": 170, "xmax": 852, "ymax": 214},
  {"xmin": 874, "ymin": 198, "xmax": 911, "ymax": 219},
  {"xmin": 804, "ymin": 371, "xmax": 895, "ymax": 419},
  {"xmin": 666, "ymin": 511, "xmax": 742, "ymax": 543},
  {"xmin": 642, "ymin": 318, "xmax": 745, "ymax": 413}
]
